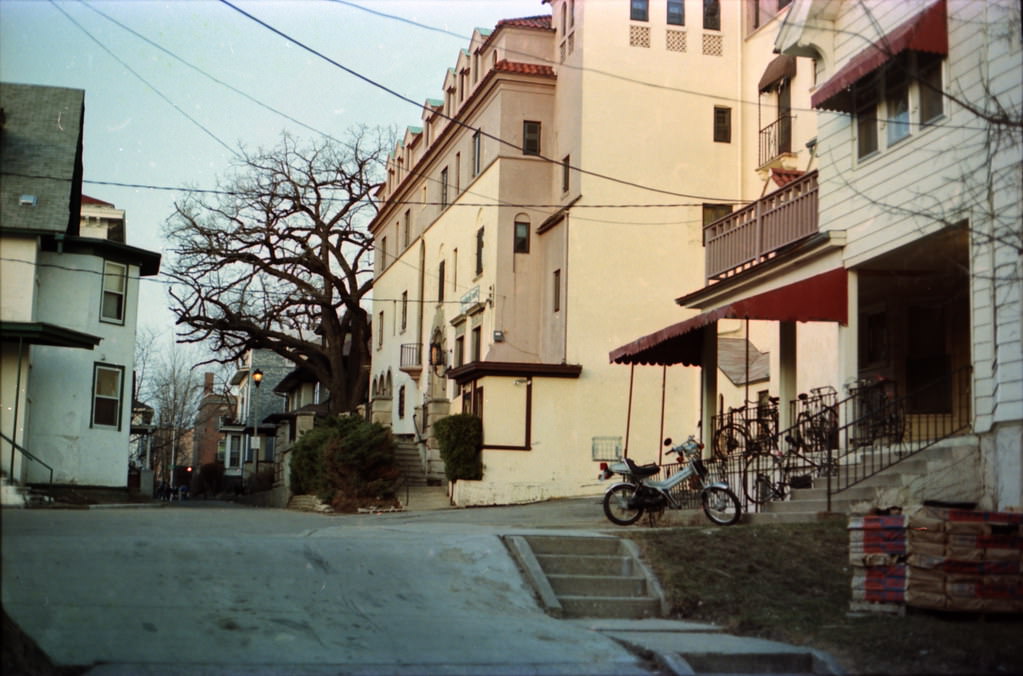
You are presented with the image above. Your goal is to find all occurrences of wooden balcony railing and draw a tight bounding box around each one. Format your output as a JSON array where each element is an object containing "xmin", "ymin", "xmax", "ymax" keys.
[
  {"xmin": 759, "ymin": 115, "xmax": 793, "ymax": 167},
  {"xmin": 704, "ymin": 170, "xmax": 818, "ymax": 281}
]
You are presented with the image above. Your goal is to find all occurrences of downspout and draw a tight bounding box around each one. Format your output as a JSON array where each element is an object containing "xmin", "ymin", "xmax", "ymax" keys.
[
  {"xmin": 658, "ymin": 365, "xmax": 667, "ymax": 465},
  {"xmin": 10, "ymin": 337, "xmax": 24, "ymax": 480},
  {"xmin": 624, "ymin": 365, "xmax": 635, "ymax": 458}
]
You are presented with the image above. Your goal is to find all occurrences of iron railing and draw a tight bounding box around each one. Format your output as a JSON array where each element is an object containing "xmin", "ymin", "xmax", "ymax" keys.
[
  {"xmin": 1, "ymin": 431, "xmax": 54, "ymax": 487},
  {"xmin": 822, "ymin": 366, "xmax": 973, "ymax": 510},
  {"xmin": 759, "ymin": 115, "xmax": 793, "ymax": 167},
  {"xmin": 400, "ymin": 343, "xmax": 422, "ymax": 370},
  {"xmin": 703, "ymin": 170, "xmax": 818, "ymax": 281}
]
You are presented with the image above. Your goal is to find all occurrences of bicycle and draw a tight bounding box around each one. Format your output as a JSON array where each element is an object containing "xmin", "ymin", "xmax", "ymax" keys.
[
  {"xmin": 741, "ymin": 430, "xmax": 838, "ymax": 505},
  {"xmin": 846, "ymin": 376, "xmax": 904, "ymax": 447},
  {"xmin": 712, "ymin": 396, "xmax": 780, "ymax": 461},
  {"xmin": 793, "ymin": 385, "xmax": 839, "ymax": 452}
]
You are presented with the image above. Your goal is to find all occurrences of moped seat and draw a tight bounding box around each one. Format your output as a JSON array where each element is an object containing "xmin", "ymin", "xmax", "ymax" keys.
[{"xmin": 624, "ymin": 457, "xmax": 660, "ymax": 477}]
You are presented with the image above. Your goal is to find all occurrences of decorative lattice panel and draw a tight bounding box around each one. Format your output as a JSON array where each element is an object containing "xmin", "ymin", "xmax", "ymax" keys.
[
  {"xmin": 667, "ymin": 30, "xmax": 687, "ymax": 52},
  {"xmin": 630, "ymin": 25, "xmax": 651, "ymax": 48},
  {"xmin": 703, "ymin": 33, "xmax": 723, "ymax": 56}
]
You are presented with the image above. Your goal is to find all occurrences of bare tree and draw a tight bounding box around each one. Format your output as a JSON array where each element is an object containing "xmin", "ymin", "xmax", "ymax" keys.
[{"xmin": 164, "ymin": 129, "xmax": 385, "ymax": 415}]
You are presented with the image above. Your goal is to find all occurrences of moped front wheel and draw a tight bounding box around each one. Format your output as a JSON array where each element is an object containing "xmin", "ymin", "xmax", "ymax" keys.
[
  {"xmin": 702, "ymin": 486, "xmax": 741, "ymax": 526},
  {"xmin": 603, "ymin": 484, "xmax": 644, "ymax": 526}
]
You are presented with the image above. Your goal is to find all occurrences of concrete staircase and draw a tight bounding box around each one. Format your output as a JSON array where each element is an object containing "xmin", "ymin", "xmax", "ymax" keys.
[
  {"xmin": 504, "ymin": 534, "xmax": 667, "ymax": 619},
  {"xmin": 749, "ymin": 436, "xmax": 980, "ymax": 523},
  {"xmin": 394, "ymin": 437, "xmax": 427, "ymax": 486}
]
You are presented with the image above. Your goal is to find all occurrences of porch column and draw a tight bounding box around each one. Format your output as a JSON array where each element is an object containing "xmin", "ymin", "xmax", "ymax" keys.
[
  {"xmin": 839, "ymin": 269, "xmax": 859, "ymax": 426},
  {"xmin": 701, "ymin": 322, "xmax": 718, "ymax": 451},
  {"xmin": 779, "ymin": 321, "xmax": 797, "ymax": 429}
]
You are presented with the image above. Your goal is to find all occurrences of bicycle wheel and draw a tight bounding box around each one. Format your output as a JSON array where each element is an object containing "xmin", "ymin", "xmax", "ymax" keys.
[
  {"xmin": 602, "ymin": 483, "xmax": 644, "ymax": 526},
  {"xmin": 742, "ymin": 452, "xmax": 782, "ymax": 505},
  {"xmin": 712, "ymin": 424, "xmax": 749, "ymax": 461},
  {"xmin": 702, "ymin": 485, "xmax": 741, "ymax": 526}
]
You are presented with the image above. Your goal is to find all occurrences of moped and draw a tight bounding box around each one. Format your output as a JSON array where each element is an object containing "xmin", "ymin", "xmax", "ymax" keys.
[{"xmin": 598, "ymin": 436, "xmax": 741, "ymax": 526}]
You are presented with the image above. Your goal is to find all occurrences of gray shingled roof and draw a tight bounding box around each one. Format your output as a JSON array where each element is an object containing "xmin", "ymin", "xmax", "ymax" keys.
[{"xmin": 1, "ymin": 82, "xmax": 85, "ymax": 235}]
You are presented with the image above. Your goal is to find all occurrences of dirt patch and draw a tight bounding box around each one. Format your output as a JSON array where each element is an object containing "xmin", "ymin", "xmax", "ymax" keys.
[{"xmin": 628, "ymin": 520, "xmax": 1023, "ymax": 675}]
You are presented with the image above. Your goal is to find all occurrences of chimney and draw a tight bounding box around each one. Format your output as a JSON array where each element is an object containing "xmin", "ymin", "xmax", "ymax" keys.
[{"xmin": 204, "ymin": 372, "xmax": 214, "ymax": 395}]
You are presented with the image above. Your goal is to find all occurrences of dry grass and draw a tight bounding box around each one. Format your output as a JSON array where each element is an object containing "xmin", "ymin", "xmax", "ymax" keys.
[{"xmin": 628, "ymin": 519, "xmax": 1023, "ymax": 675}]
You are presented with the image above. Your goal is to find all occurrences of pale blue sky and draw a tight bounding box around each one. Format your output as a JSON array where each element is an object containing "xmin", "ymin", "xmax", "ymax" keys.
[{"xmin": 1, "ymin": 0, "xmax": 542, "ymax": 335}]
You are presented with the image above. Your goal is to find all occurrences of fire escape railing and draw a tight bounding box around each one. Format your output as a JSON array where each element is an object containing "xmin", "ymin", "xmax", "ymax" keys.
[{"xmin": 703, "ymin": 170, "xmax": 818, "ymax": 281}]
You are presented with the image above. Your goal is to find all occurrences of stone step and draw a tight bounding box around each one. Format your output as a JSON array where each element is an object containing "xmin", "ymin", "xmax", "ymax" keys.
[
  {"xmin": 523, "ymin": 535, "xmax": 623, "ymax": 556},
  {"xmin": 557, "ymin": 595, "xmax": 662, "ymax": 619},
  {"xmin": 400, "ymin": 485, "xmax": 450, "ymax": 511},
  {"xmin": 547, "ymin": 573, "xmax": 648, "ymax": 597},
  {"xmin": 535, "ymin": 554, "xmax": 634, "ymax": 577}
]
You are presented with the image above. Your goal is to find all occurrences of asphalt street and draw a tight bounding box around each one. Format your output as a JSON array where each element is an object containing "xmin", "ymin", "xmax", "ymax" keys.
[{"xmin": 2, "ymin": 498, "xmax": 660, "ymax": 675}]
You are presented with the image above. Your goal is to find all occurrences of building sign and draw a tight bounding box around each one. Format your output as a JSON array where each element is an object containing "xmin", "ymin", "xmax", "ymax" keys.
[{"xmin": 460, "ymin": 285, "xmax": 480, "ymax": 314}]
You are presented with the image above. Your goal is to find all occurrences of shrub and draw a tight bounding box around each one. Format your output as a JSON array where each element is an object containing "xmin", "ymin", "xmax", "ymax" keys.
[
  {"xmin": 433, "ymin": 414, "xmax": 483, "ymax": 482},
  {"xmin": 289, "ymin": 415, "xmax": 400, "ymax": 510}
]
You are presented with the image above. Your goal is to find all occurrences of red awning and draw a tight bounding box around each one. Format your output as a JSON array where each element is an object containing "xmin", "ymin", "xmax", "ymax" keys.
[
  {"xmin": 609, "ymin": 268, "xmax": 847, "ymax": 367},
  {"xmin": 811, "ymin": 0, "xmax": 947, "ymax": 112}
]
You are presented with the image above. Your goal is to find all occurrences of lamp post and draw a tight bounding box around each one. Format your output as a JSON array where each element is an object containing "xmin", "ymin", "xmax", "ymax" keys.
[{"xmin": 252, "ymin": 368, "xmax": 264, "ymax": 479}]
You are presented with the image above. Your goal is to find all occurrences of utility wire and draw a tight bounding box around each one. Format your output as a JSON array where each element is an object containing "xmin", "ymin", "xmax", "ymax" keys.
[
  {"xmin": 49, "ymin": 0, "xmax": 239, "ymax": 159},
  {"xmin": 216, "ymin": 0, "xmax": 736, "ymax": 202}
]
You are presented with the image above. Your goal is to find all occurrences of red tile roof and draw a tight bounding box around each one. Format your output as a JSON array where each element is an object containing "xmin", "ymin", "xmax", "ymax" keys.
[
  {"xmin": 81, "ymin": 195, "xmax": 114, "ymax": 206},
  {"xmin": 496, "ymin": 15, "xmax": 553, "ymax": 30},
  {"xmin": 494, "ymin": 59, "xmax": 556, "ymax": 77},
  {"xmin": 771, "ymin": 168, "xmax": 804, "ymax": 187}
]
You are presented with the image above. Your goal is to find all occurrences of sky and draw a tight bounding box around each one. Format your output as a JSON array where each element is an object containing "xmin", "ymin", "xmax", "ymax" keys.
[{"xmin": 0, "ymin": 0, "xmax": 543, "ymax": 344}]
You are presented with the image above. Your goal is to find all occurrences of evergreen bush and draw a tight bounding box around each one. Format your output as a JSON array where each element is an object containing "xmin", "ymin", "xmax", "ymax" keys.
[{"xmin": 433, "ymin": 414, "xmax": 483, "ymax": 482}]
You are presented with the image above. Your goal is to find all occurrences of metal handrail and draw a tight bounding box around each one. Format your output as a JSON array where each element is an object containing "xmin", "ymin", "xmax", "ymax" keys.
[
  {"xmin": 822, "ymin": 366, "xmax": 973, "ymax": 511},
  {"xmin": 0, "ymin": 432, "xmax": 54, "ymax": 487}
]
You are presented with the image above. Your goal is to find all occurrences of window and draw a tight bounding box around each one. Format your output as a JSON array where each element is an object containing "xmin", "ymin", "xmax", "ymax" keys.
[
  {"xmin": 401, "ymin": 291, "xmax": 408, "ymax": 332},
  {"xmin": 918, "ymin": 54, "xmax": 943, "ymax": 123},
  {"xmin": 561, "ymin": 155, "xmax": 571, "ymax": 192},
  {"xmin": 403, "ymin": 210, "xmax": 410, "ymax": 248},
  {"xmin": 472, "ymin": 130, "xmax": 482, "ymax": 176},
  {"xmin": 471, "ymin": 326, "xmax": 482, "ymax": 362},
  {"xmin": 569, "ymin": 0, "xmax": 575, "ymax": 27},
  {"xmin": 377, "ymin": 311, "xmax": 384, "ymax": 348},
  {"xmin": 713, "ymin": 106, "xmax": 731, "ymax": 143},
  {"xmin": 229, "ymin": 435, "xmax": 241, "ymax": 468},
  {"xmin": 553, "ymin": 269, "xmax": 561, "ymax": 312},
  {"xmin": 630, "ymin": 0, "xmax": 648, "ymax": 21},
  {"xmin": 475, "ymin": 227, "xmax": 484, "ymax": 275},
  {"xmin": 455, "ymin": 152, "xmax": 461, "ymax": 193},
  {"xmin": 441, "ymin": 167, "xmax": 449, "ymax": 207},
  {"xmin": 92, "ymin": 363, "xmax": 124, "ymax": 428},
  {"xmin": 702, "ymin": 203, "xmax": 733, "ymax": 226},
  {"xmin": 100, "ymin": 261, "xmax": 127, "ymax": 323},
  {"xmin": 514, "ymin": 217, "xmax": 530, "ymax": 253},
  {"xmin": 704, "ymin": 0, "xmax": 721, "ymax": 30},
  {"xmin": 667, "ymin": 0, "xmax": 684, "ymax": 25},
  {"xmin": 856, "ymin": 94, "xmax": 879, "ymax": 159},
  {"xmin": 522, "ymin": 121, "xmax": 541, "ymax": 156},
  {"xmin": 379, "ymin": 237, "xmax": 387, "ymax": 267},
  {"xmin": 398, "ymin": 385, "xmax": 406, "ymax": 419},
  {"xmin": 454, "ymin": 336, "xmax": 464, "ymax": 367},
  {"xmin": 437, "ymin": 260, "xmax": 446, "ymax": 303},
  {"xmin": 885, "ymin": 70, "xmax": 910, "ymax": 146}
]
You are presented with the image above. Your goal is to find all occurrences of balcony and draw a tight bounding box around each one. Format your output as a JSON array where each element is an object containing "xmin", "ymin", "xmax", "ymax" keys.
[
  {"xmin": 400, "ymin": 343, "xmax": 423, "ymax": 378},
  {"xmin": 759, "ymin": 115, "xmax": 793, "ymax": 167},
  {"xmin": 704, "ymin": 170, "xmax": 818, "ymax": 282}
]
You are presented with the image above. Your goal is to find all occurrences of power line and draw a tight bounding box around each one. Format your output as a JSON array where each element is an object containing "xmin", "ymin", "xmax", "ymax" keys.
[{"xmin": 49, "ymin": 0, "xmax": 239, "ymax": 158}]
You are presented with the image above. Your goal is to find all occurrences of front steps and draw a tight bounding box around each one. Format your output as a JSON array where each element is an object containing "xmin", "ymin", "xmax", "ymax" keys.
[
  {"xmin": 748, "ymin": 436, "xmax": 980, "ymax": 523},
  {"xmin": 504, "ymin": 534, "xmax": 666, "ymax": 619}
]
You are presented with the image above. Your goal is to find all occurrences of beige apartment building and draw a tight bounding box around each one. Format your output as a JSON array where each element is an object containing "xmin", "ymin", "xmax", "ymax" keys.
[{"xmin": 369, "ymin": 0, "xmax": 823, "ymax": 505}]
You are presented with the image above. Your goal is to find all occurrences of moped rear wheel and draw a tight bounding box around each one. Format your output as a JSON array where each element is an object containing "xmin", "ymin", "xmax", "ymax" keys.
[
  {"xmin": 603, "ymin": 484, "xmax": 644, "ymax": 526},
  {"xmin": 702, "ymin": 486, "xmax": 741, "ymax": 526}
]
